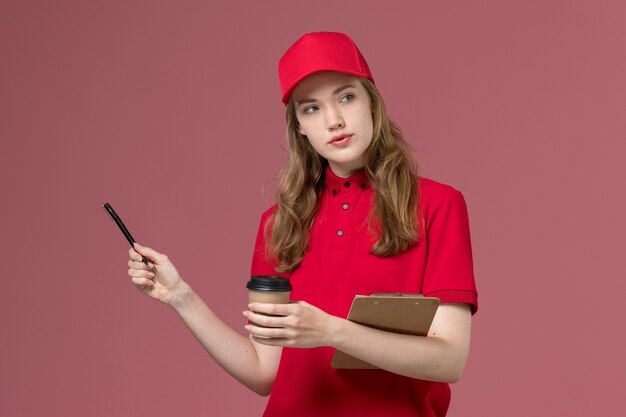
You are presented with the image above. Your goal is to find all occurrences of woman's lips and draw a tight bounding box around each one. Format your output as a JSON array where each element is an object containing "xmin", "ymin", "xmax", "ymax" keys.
[{"xmin": 329, "ymin": 134, "xmax": 352, "ymax": 146}]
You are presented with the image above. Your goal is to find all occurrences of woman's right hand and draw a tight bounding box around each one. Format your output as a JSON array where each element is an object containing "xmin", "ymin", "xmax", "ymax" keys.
[{"xmin": 127, "ymin": 243, "xmax": 187, "ymax": 306}]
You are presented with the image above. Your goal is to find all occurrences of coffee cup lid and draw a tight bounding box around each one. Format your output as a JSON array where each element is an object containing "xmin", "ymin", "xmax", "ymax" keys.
[{"xmin": 246, "ymin": 276, "xmax": 292, "ymax": 292}]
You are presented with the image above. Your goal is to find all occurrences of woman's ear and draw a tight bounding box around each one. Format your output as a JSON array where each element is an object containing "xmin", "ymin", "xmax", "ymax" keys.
[{"xmin": 297, "ymin": 124, "xmax": 306, "ymax": 136}]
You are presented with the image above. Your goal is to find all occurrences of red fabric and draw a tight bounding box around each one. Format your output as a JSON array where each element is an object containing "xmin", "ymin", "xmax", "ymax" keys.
[{"xmin": 251, "ymin": 166, "xmax": 478, "ymax": 416}]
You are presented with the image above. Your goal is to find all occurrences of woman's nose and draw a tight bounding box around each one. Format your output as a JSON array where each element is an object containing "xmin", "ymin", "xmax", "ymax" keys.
[{"xmin": 325, "ymin": 107, "xmax": 344, "ymax": 130}]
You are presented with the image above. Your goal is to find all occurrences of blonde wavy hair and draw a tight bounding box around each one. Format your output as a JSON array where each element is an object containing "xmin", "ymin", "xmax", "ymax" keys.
[{"xmin": 266, "ymin": 77, "xmax": 420, "ymax": 273}]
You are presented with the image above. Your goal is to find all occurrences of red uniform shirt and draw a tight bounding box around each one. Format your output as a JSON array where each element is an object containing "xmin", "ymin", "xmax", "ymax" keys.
[{"xmin": 251, "ymin": 166, "xmax": 478, "ymax": 417}]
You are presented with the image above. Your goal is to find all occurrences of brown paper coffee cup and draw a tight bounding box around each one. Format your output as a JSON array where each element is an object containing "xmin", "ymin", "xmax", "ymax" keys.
[{"xmin": 246, "ymin": 276, "xmax": 292, "ymax": 331}]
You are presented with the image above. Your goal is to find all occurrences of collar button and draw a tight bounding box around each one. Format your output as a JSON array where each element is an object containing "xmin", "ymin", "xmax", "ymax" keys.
[{"xmin": 344, "ymin": 181, "xmax": 351, "ymax": 188}]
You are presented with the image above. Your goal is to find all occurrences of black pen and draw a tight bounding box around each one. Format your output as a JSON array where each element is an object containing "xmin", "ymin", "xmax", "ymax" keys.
[{"xmin": 103, "ymin": 202, "xmax": 148, "ymax": 265}]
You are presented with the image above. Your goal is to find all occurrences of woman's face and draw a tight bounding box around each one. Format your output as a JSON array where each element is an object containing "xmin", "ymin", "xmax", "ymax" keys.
[{"xmin": 292, "ymin": 71, "xmax": 373, "ymax": 178}]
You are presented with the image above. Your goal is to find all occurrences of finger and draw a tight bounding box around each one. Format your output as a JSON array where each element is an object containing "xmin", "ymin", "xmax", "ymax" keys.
[
  {"xmin": 128, "ymin": 268, "xmax": 155, "ymax": 279},
  {"xmin": 128, "ymin": 246, "xmax": 143, "ymax": 259},
  {"xmin": 128, "ymin": 259, "xmax": 150, "ymax": 270},
  {"xmin": 128, "ymin": 260, "xmax": 156, "ymax": 272},
  {"xmin": 131, "ymin": 276, "xmax": 154, "ymax": 287},
  {"xmin": 245, "ymin": 311, "xmax": 288, "ymax": 328},
  {"xmin": 133, "ymin": 243, "xmax": 168, "ymax": 265},
  {"xmin": 250, "ymin": 335, "xmax": 287, "ymax": 346},
  {"xmin": 249, "ymin": 302, "xmax": 294, "ymax": 316},
  {"xmin": 245, "ymin": 323, "xmax": 286, "ymax": 339}
]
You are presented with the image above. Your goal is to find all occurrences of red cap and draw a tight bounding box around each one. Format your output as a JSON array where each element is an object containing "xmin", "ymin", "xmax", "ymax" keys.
[{"xmin": 278, "ymin": 32, "xmax": 375, "ymax": 104}]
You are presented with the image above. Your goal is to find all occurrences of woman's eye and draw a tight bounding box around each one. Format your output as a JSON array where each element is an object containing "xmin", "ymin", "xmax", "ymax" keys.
[
  {"xmin": 340, "ymin": 94, "xmax": 354, "ymax": 103},
  {"xmin": 303, "ymin": 106, "xmax": 318, "ymax": 114}
]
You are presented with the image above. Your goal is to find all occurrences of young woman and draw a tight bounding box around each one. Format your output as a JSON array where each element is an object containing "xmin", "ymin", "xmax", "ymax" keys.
[{"xmin": 127, "ymin": 32, "xmax": 478, "ymax": 417}]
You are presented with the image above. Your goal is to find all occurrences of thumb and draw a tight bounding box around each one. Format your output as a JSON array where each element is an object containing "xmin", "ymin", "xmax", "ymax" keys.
[{"xmin": 133, "ymin": 242, "xmax": 166, "ymax": 264}]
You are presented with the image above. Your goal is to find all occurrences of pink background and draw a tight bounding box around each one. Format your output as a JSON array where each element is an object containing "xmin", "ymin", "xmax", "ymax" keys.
[{"xmin": 1, "ymin": 0, "xmax": 625, "ymax": 415}]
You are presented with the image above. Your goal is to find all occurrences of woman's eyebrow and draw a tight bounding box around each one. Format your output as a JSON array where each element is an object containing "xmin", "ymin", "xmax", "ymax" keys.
[
  {"xmin": 332, "ymin": 84, "xmax": 356, "ymax": 95},
  {"xmin": 296, "ymin": 84, "xmax": 357, "ymax": 106}
]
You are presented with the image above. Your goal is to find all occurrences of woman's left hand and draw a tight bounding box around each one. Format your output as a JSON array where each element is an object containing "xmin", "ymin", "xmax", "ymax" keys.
[{"xmin": 243, "ymin": 301, "xmax": 338, "ymax": 348}]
